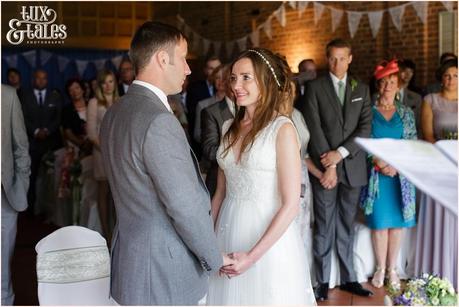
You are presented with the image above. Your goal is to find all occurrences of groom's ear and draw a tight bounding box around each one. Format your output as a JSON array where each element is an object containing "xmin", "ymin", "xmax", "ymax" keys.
[{"xmin": 156, "ymin": 50, "xmax": 170, "ymax": 70}]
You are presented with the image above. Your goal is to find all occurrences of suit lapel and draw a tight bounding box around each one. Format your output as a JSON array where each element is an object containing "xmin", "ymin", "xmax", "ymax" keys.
[
  {"xmin": 323, "ymin": 75, "xmax": 343, "ymax": 124},
  {"xmin": 218, "ymin": 98, "xmax": 233, "ymax": 124}
]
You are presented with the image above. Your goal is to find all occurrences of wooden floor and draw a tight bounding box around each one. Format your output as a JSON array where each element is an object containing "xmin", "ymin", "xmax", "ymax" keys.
[{"xmin": 11, "ymin": 213, "xmax": 388, "ymax": 306}]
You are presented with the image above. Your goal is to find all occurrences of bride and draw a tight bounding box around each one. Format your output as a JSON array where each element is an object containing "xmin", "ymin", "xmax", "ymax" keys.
[{"xmin": 207, "ymin": 48, "xmax": 316, "ymax": 305}]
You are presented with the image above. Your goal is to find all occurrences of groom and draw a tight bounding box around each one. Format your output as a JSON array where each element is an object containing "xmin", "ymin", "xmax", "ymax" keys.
[{"xmin": 100, "ymin": 22, "xmax": 230, "ymax": 305}]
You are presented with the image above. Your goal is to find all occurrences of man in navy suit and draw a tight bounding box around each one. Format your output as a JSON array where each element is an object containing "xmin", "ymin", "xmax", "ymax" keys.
[{"xmin": 19, "ymin": 69, "xmax": 63, "ymax": 213}]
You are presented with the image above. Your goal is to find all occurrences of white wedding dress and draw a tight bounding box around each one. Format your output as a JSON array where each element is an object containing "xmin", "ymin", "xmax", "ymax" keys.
[{"xmin": 207, "ymin": 116, "xmax": 316, "ymax": 306}]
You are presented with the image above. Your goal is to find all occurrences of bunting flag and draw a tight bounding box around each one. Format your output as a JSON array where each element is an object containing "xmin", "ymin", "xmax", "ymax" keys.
[
  {"xmin": 330, "ymin": 7, "xmax": 344, "ymax": 32},
  {"xmin": 5, "ymin": 54, "xmax": 18, "ymax": 68},
  {"xmin": 274, "ymin": 5, "xmax": 287, "ymax": 27},
  {"xmin": 250, "ymin": 28, "xmax": 260, "ymax": 47},
  {"xmin": 263, "ymin": 17, "xmax": 273, "ymax": 40},
  {"xmin": 288, "ymin": 1, "xmax": 297, "ymax": 10},
  {"xmin": 237, "ymin": 37, "xmax": 247, "ymax": 51},
  {"xmin": 389, "ymin": 4, "xmax": 406, "ymax": 32},
  {"xmin": 22, "ymin": 50, "xmax": 36, "ymax": 67},
  {"xmin": 111, "ymin": 55, "xmax": 123, "ymax": 69},
  {"xmin": 412, "ymin": 1, "xmax": 428, "ymax": 24},
  {"xmin": 368, "ymin": 11, "xmax": 384, "ymax": 38},
  {"xmin": 347, "ymin": 11, "xmax": 363, "ymax": 38},
  {"xmin": 213, "ymin": 41, "xmax": 222, "ymax": 55},
  {"xmin": 94, "ymin": 59, "xmax": 106, "ymax": 71},
  {"xmin": 40, "ymin": 50, "xmax": 53, "ymax": 66},
  {"xmin": 75, "ymin": 60, "xmax": 88, "ymax": 76},
  {"xmin": 298, "ymin": 1, "xmax": 309, "ymax": 18},
  {"xmin": 441, "ymin": 1, "xmax": 454, "ymax": 12},
  {"xmin": 57, "ymin": 55, "xmax": 70, "ymax": 72},
  {"xmin": 202, "ymin": 39, "xmax": 211, "ymax": 55},
  {"xmin": 314, "ymin": 2, "xmax": 325, "ymax": 25}
]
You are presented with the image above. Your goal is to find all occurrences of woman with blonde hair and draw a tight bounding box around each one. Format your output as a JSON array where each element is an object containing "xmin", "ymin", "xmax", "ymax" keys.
[
  {"xmin": 87, "ymin": 69, "xmax": 119, "ymax": 242},
  {"xmin": 207, "ymin": 48, "xmax": 315, "ymax": 305}
]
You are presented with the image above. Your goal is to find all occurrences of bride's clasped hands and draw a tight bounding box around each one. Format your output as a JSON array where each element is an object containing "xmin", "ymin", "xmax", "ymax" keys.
[{"xmin": 220, "ymin": 252, "xmax": 255, "ymax": 278}]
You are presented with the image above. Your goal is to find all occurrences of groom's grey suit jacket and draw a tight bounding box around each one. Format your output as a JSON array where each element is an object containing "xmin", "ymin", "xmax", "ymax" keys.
[{"xmin": 100, "ymin": 84, "xmax": 222, "ymax": 305}]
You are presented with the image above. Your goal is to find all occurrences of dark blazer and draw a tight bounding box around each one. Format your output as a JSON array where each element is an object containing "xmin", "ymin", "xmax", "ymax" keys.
[
  {"xmin": 186, "ymin": 80, "xmax": 212, "ymax": 134},
  {"xmin": 19, "ymin": 88, "xmax": 63, "ymax": 153},
  {"xmin": 301, "ymin": 74, "xmax": 372, "ymax": 187},
  {"xmin": 201, "ymin": 97, "xmax": 234, "ymax": 195},
  {"xmin": 118, "ymin": 83, "xmax": 129, "ymax": 97}
]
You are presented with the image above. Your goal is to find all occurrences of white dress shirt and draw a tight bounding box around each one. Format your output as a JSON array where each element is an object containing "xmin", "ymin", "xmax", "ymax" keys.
[
  {"xmin": 328, "ymin": 72, "xmax": 350, "ymax": 160},
  {"xmin": 34, "ymin": 88, "xmax": 47, "ymax": 105},
  {"xmin": 132, "ymin": 80, "xmax": 172, "ymax": 113}
]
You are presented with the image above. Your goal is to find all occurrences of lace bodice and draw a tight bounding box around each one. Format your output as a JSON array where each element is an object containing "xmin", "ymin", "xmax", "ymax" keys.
[{"xmin": 216, "ymin": 116, "xmax": 295, "ymax": 202}]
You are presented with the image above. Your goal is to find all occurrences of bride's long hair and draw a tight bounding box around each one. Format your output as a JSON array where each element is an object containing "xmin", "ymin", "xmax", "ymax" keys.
[{"xmin": 221, "ymin": 48, "xmax": 294, "ymax": 158}]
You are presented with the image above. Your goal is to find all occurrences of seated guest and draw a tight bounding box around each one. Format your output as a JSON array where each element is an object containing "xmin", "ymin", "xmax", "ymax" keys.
[
  {"xmin": 360, "ymin": 60, "xmax": 417, "ymax": 290},
  {"xmin": 398, "ymin": 59, "xmax": 423, "ymax": 138},
  {"xmin": 117, "ymin": 58, "xmax": 135, "ymax": 96},
  {"xmin": 194, "ymin": 64, "xmax": 229, "ymax": 144}
]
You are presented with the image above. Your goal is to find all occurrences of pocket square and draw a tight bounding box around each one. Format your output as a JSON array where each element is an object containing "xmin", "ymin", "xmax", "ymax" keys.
[{"xmin": 351, "ymin": 97, "xmax": 363, "ymax": 102}]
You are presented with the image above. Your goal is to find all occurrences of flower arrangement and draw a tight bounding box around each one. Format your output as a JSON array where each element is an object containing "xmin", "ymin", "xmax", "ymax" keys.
[{"xmin": 386, "ymin": 274, "xmax": 457, "ymax": 306}]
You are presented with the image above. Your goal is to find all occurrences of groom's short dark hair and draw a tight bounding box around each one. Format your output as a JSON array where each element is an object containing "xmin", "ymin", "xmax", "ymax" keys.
[{"xmin": 129, "ymin": 21, "xmax": 186, "ymax": 75}]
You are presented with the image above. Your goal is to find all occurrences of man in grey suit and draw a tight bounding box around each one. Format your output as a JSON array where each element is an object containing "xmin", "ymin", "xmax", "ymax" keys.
[
  {"xmin": 100, "ymin": 22, "xmax": 230, "ymax": 305},
  {"xmin": 201, "ymin": 96, "xmax": 235, "ymax": 196},
  {"xmin": 1, "ymin": 84, "xmax": 31, "ymax": 305},
  {"xmin": 301, "ymin": 38, "xmax": 373, "ymax": 300}
]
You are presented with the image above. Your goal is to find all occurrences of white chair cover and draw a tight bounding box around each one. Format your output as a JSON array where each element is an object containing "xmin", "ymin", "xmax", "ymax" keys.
[{"xmin": 35, "ymin": 226, "xmax": 115, "ymax": 305}]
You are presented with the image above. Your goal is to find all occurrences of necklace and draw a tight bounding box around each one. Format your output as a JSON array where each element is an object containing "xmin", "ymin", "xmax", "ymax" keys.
[{"xmin": 378, "ymin": 102, "xmax": 395, "ymax": 111}]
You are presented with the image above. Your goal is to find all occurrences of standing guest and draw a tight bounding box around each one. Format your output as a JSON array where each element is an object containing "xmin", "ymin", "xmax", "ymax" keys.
[
  {"xmin": 294, "ymin": 59, "xmax": 317, "ymax": 110},
  {"xmin": 187, "ymin": 55, "xmax": 221, "ymax": 158},
  {"xmin": 6, "ymin": 68, "xmax": 23, "ymax": 97},
  {"xmin": 87, "ymin": 69, "xmax": 119, "ymax": 242},
  {"xmin": 200, "ymin": 65, "xmax": 234, "ymax": 196},
  {"xmin": 20, "ymin": 69, "xmax": 63, "ymax": 214},
  {"xmin": 301, "ymin": 38, "xmax": 373, "ymax": 300},
  {"xmin": 398, "ymin": 59, "xmax": 423, "ymax": 138},
  {"xmin": 167, "ymin": 94, "xmax": 189, "ymax": 133},
  {"xmin": 1, "ymin": 85, "xmax": 31, "ymax": 305},
  {"xmin": 207, "ymin": 48, "xmax": 315, "ymax": 305},
  {"xmin": 417, "ymin": 59, "xmax": 458, "ymax": 289},
  {"xmin": 62, "ymin": 78, "xmax": 94, "ymax": 226},
  {"xmin": 424, "ymin": 52, "xmax": 457, "ymax": 95},
  {"xmin": 117, "ymin": 58, "xmax": 135, "ymax": 96},
  {"xmin": 82, "ymin": 79, "xmax": 95, "ymax": 101},
  {"xmin": 194, "ymin": 64, "xmax": 229, "ymax": 144},
  {"xmin": 62, "ymin": 78, "xmax": 91, "ymax": 152},
  {"xmin": 100, "ymin": 21, "xmax": 229, "ymax": 305},
  {"xmin": 360, "ymin": 60, "xmax": 417, "ymax": 290}
]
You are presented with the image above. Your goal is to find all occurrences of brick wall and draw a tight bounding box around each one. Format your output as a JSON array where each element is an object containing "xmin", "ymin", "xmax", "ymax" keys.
[{"xmin": 155, "ymin": 1, "xmax": 458, "ymax": 88}]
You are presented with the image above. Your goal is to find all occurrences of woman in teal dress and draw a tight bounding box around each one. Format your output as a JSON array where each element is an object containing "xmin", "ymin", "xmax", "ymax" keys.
[{"xmin": 360, "ymin": 60, "xmax": 417, "ymax": 290}]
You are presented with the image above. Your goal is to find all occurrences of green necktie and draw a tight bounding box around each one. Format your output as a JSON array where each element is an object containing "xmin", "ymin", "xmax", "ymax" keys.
[{"xmin": 338, "ymin": 80, "xmax": 345, "ymax": 105}]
